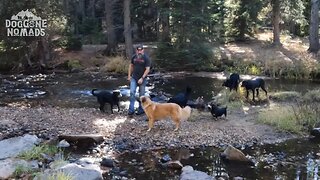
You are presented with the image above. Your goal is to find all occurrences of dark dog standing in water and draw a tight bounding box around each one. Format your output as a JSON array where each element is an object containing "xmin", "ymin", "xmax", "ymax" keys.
[
  {"xmin": 222, "ymin": 73, "xmax": 240, "ymax": 92},
  {"xmin": 92, "ymin": 89, "xmax": 121, "ymax": 113},
  {"xmin": 168, "ymin": 86, "xmax": 192, "ymax": 107},
  {"xmin": 241, "ymin": 78, "xmax": 267, "ymax": 101},
  {"xmin": 208, "ymin": 103, "xmax": 227, "ymax": 119}
]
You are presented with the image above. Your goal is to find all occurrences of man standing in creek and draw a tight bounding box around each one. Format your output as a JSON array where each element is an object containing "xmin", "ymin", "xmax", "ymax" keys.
[{"xmin": 127, "ymin": 45, "xmax": 151, "ymax": 116}]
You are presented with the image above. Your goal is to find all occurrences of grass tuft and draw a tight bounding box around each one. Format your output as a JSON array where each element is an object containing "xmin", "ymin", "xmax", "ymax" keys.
[{"xmin": 18, "ymin": 144, "xmax": 59, "ymax": 161}]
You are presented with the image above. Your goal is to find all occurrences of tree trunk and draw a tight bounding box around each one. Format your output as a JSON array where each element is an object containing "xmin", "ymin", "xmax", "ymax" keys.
[
  {"xmin": 124, "ymin": 0, "xmax": 133, "ymax": 59},
  {"xmin": 103, "ymin": 0, "xmax": 117, "ymax": 56},
  {"xmin": 38, "ymin": 36, "xmax": 50, "ymax": 68},
  {"xmin": 271, "ymin": 0, "xmax": 281, "ymax": 45},
  {"xmin": 159, "ymin": 0, "xmax": 170, "ymax": 42},
  {"xmin": 309, "ymin": 0, "xmax": 319, "ymax": 53}
]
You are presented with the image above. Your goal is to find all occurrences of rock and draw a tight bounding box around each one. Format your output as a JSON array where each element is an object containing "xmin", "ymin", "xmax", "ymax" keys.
[
  {"xmin": 57, "ymin": 139, "xmax": 70, "ymax": 148},
  {"xmin": 0, "ymin": 134, "xmax": 40, "ymax": 160},
  {"xmin": 220, "ymin": 145, "xmax": 252, "ymax": 164},
  {"xmin": 36, "ymin": 163, "xmax": 103, "ymax": 180},
  {"xmin": 101, "ymin": 157, "xmax": 114, "ymax": 167},
  {"xmin": 58, "ymin": 134, "xmax": 104, "ymax": 148},
  {"xmin": 161, "ymin": 154, "xmax": 172, "ymax": 163},
  {"xmin": 180, "ymin": 165, "xmax": 214, "ymax": 180},
  {"xmin": 0, "ymin": 158, "xmax": 36, "ymax": 179},
  {"xmin": 166, "ymin": 160, "xmax": 183, "ymax": 169}
]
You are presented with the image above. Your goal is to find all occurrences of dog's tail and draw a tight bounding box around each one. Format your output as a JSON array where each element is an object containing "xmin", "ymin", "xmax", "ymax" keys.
[
  {"xmin": 180, "ymin": 106, "xmax": 192, "ymax": 121},
  {"xmin": 92, "ymin": 89, "xmax": 98, "ymax": 96}
]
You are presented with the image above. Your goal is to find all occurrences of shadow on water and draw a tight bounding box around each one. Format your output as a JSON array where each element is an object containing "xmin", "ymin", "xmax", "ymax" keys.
[{"xmin": 105, "ymin": 138, "xmax": 320, "ymax": 179}]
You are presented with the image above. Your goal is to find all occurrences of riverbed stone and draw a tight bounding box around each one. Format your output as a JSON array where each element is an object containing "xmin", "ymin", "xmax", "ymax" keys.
[
  {"xmin": 0, "ymin": 158, "xmax": 35, "ymax": 179},
  {"xmin": 0, "ymin": 134, "xmax": 40, "ymax": 160},
  {"xmin": 180, "ymin": 165, "xmax": 214, "ymax": 180},
  {"xmin": 101, "ymin": 157, "xmax": 114, "ymax": 167},
  {"xmin": 37, "ymin": 163, "xmax": 103, "ymax": 180}
]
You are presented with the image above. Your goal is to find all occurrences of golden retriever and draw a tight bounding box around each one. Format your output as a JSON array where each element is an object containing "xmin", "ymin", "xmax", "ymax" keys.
[{"xmin": 140, "ymin": 96, "xmax": 192, "ymax": 131}]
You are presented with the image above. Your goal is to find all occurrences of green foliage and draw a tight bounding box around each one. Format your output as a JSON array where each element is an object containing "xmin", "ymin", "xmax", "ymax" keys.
[
  {"xmin": 155, "ymin": 42, "xmax": 214, "ymax": 71},
  {"xmin": 226, "ymin": 61, "xmax": 262, "ymax": 75},
  {"xmin": 66, "ymin": 59, "xmax": 82, "ymax": 70},
  {"xmin": 65, "ymin": 36, "xmax": 82, "ymax": 51},
  {"xmin": 18, "ymin": 144, "xmax": 59, "ymax": 161},
  {"xmin": 224, "ymin": 0, "xmax": 263, "ymax": 41},
  {"xmin": 14, "ymin": 165, "xmax": 35, "ymax": 177}
]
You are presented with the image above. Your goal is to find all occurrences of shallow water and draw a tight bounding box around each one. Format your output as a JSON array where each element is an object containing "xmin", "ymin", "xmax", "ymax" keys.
[
  {"xmin": 0, "ymin": 72, "xmax": 319, "ymax": 108},
  {"xmin": 106, "ymin": 138, "xmax": 320, "ymax": 179}
]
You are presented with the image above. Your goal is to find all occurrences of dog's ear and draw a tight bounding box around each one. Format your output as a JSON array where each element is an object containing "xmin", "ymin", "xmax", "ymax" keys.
[{"xmin": 141, "ymin": 96, "xmax": 146, "ymax": 103}]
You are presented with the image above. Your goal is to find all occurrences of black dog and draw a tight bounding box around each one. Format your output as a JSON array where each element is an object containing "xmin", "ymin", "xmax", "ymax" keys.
[
  {"xmin": 168, "ymin": 86, "xmax": 192, "ymax": 107},
  {"xmin": 222, "ymin": 73, "xmax": 240, "ymax": 92},
  {"xmin": 208, "ymin": 103, "xmax": 227, "ymax": 118},
  {"xmin": 92, "ymin": 89, "xmax": 121, "ymax": 113},
  {"xmin": 241, "ymin": 78, "xmax": 267, "ymax": 101}
]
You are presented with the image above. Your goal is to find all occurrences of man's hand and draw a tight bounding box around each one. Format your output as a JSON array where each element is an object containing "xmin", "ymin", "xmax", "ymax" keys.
[
  {"xmin": 127, "ymin": 76, "xmax": 131, "ymax": 81},
  {"xmin": 138, "ymin": 78, "xmax": 143, "ymax": 85}
]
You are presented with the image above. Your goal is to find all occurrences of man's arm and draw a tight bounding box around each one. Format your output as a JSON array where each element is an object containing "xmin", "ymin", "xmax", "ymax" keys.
[
  {"xmin": 128, "ymin": 63, "xmax": 133, "ymax": 80},
  {"xmin": 141, "ymin": 67, "xmax": 150, "ymax": 79}
]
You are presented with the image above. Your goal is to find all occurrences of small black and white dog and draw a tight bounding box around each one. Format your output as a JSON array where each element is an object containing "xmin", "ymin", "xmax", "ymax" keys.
[
  {"xmin": 208, "ymin": 103, "xmax": 227, "ymax": 118},
  {"xmin": 92, "ymin": 89, "xmax": 121, "ymax": 113},
  {"xmin": 241, "ymin": 78, "xmax": 267, "ymax": 101},
  {"xmin": 222, "ymin": 73, "xmax": 240, "ymax": 92}
]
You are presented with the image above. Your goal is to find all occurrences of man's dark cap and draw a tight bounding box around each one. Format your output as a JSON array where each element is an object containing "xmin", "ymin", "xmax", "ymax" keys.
[{"xmin": 136, "ymin": 45, "xmax": 144, "ymax": 50}]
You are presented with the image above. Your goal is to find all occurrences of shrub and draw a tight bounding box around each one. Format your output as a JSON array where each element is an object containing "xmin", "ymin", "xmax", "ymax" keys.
[
  {"xmin": 65, "ymin": 36, "xmax": 82, "ymax": 51},
  {"xmin": 101, "ymin": 56, "xmax": 128, "ymax": 74},
  {"xmin": 66, "ymin": 59, "xmax": 82, "ymax": 70}
]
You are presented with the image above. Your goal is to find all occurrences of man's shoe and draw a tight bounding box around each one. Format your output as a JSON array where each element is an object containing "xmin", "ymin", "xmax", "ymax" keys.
[
  {"xmin": 128, "ymin": 111, "xmax": 134, "ymax": 116},
  {"xmin": 135, "ymin": 111, "xmax": 145, "ymax": 115}
]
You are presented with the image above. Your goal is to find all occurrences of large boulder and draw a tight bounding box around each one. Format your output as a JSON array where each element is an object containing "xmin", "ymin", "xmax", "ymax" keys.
[
  {"xmin": 180, "ymin": 166, "xmax": 214, "ymax": 180},
  {"xmin": 0, "ymin": 134, "xmax": 40, "ymax": 160}
]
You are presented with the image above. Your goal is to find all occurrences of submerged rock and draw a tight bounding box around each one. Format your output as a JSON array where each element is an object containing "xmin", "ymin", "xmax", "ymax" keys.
[{"xmin": 220, "ymin": 145, "xmax": 253, "ymax": 165}]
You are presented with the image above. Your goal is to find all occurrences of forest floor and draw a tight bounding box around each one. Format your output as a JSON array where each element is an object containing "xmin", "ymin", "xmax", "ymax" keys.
[{"xmin": 53, "ymin": 31, "xmax": 319, "ymax": 75}]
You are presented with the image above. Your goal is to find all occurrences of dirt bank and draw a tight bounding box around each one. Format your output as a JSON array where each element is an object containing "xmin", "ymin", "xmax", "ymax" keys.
[{"xmin": 0, "ymin": 99, "xmax": 297, "ymax": 151}]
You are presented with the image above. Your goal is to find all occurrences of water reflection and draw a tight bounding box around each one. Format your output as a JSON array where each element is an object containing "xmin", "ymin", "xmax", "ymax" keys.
[
  {"xmin": 1, "ymin": 73, "xmax": 319, "ymax": 108},
  {"xmin": 108, "ymin": 138, "xmax": 320, "ymax": 179}
]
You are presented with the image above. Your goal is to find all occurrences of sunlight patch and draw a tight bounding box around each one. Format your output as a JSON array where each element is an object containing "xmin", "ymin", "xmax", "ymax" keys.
[{"xmin": 94, "ymin": 117, "xmax": 126, "ymax": 129}]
